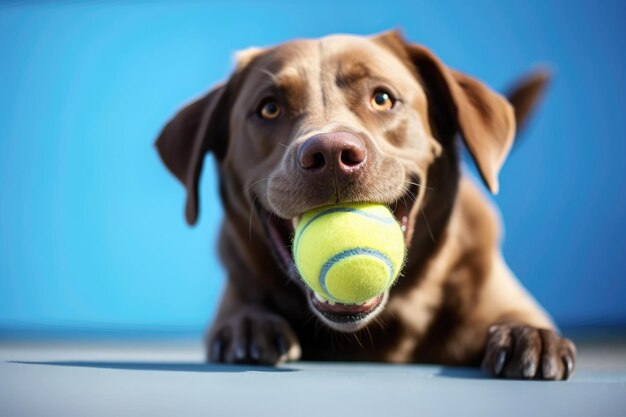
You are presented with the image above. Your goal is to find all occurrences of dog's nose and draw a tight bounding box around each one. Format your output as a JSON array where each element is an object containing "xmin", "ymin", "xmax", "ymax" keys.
[{"xmin": 298, "ymin": 131, "xmax": 367, "ymax": 176}]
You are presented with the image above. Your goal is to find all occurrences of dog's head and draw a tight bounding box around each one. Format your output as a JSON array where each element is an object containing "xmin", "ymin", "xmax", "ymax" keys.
[{"xmin": 156, "ymin": 31, "xmax": 516, "ymax": 331}]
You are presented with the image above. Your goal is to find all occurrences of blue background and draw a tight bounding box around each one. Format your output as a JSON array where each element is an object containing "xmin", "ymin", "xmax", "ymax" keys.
[{"xmin": 1, "ymin": 0, "xmax": 624, "ymax": 334}]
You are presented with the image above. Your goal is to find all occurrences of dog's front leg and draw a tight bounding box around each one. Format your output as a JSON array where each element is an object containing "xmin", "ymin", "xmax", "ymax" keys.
[
  {"xmin": 205, "ymin": 281, "xmax": 302, "ymax": 365},
  {"xmin": 477, "ymin": 255, "xmax": 576, "ymax": 380}
]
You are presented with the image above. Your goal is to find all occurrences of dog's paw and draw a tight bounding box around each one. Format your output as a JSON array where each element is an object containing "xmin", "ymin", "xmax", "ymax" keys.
[
  {"xmin": 481, "ymin": 324, "xmax": 576, "ymax": 380},
  {"xmin": 206, "ymin": 307, "xmax": 301, "ymax": 365}
]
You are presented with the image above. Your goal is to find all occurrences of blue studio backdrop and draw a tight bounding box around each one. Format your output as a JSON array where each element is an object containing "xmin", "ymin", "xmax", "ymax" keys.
[{"xmin": 1, "ymin": 0, "xmax": 625, "ymax": 334}]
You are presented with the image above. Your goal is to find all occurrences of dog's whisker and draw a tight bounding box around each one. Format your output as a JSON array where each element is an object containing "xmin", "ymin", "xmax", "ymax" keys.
[
  {"xmin": 372, "ymin": 314, "xmax": 389, "ymax": 335},
  {"xmin": 248, "ymin": 195, "xmax": 259, "ymax": 243},
  {"xmin": 399, "ymin": 193, "xmax": 409, "ymax": 208},
  {"xmin": 315, "ymin": 320, "xmax": 324, "ymax": 339},
  {"xmin": 420, "ymin": 207, "xmax": 435, "ymax": 242},
  {"xmin": 267, "ymin": 210, "xmax": 281, "ymax": 225},
  {"xmin": 400, "ymin": 185, "xmax": 417, "ymax": 203},
  {"xmin": 392, "ymin": 198, "xmax": 399, "ymax": 212},
  {"xmin": 302, "ymin": 310, "xmax": 317, "ymax": 328},
  {"xmin": 365, "ymin": 326, "xmax": 375, "ymax": 348},
  {"xmin": 407, "ymin": 188, "xmax": 418, "ymax": 202},
  {"xmin": 246, "ymin": 177, "xmax": 269, "ymax": 192},
  {"xmin": 257, "ymin": 67, "xmax": 278, "ymax": 82},
  {"xmin": 352, "ymin": 332, "xmax": 365, "ymax": 350},
  {"xmin": 407, "ymin": 180, "xmax": 434, "ymax": 191}
]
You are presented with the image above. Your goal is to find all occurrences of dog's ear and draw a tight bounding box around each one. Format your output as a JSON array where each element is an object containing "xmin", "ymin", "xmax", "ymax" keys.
[
  {"xmin": 410, "ymin": 46, "xmax": 515, "ymax": 194},
  {"xmin": 155, "ymin": 84, "xmax": 228, "ymax": 225},
  {"xmin": 375, "ymin": 31, "xmax": 515, "ymax": 194},
  {"xmin": 506, "ymin": 68, "xmax": 551, "ymax": 135}
]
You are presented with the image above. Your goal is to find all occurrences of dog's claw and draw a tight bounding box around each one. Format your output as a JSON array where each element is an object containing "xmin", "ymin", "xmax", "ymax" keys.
[
  {"xmin": 276, "ymin": 334, "xmax": 288, "ymax": 356},
  {"xmin": 494, "ymin": 349, "xmax": 507, "ymax": 375},
  {"xmin": 234, "ymin": 345, "xmax": 246, "ymax": 360},
  {"xmin": 522, "ymin": 360, "xmax": 537, "ymax": 378},
  {"xmin": 541, "ymin": 355, "xmax": 557, "ymax": 379},
  {"xmin": 210, "ymin": 340, "xmax": 223, "ymax": 362},
  {"xmin": 249, "ymin": 344, "xmax": 261, "ymax": 360},
  {"xmin": 563, "ymin": 354, "xmax": 574, "ymax": 379}
]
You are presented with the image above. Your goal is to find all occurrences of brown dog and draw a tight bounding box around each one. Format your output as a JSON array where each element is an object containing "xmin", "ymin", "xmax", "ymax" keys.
[{"xmin": 156, "ymin": 31, "xmax": 575, "ymax": 379}]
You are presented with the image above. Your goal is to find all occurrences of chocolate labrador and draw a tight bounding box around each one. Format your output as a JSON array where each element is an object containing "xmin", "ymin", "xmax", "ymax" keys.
[{"xmin": 156, "ymin": 30, "xmax": 575, "ymax": 379}]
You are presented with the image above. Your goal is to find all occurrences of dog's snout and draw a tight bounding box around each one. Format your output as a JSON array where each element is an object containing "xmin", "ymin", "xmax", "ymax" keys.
[{"xmin": 297, "ymin": 132, "xmax": 367, "ymax": 176}]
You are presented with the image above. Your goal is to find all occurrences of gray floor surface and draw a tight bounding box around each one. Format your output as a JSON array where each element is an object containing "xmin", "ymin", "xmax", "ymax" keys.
[{"xmin": 1, "ymin": 340, "xmax": 625, "ymax": 417}]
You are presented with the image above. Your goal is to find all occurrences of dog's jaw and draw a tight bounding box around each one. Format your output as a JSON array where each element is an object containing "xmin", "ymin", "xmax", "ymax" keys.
[
  {"xmin": 257, "ymin": 180, "xmax": 420, "ymax": 332},
  {"xmin": 307, "ymin": 291, "xmax": 389, "ymax": 332}
]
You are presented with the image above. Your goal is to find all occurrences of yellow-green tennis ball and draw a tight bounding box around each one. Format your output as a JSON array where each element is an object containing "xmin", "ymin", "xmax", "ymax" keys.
[{"xmin": 293, "ymin": 203, "xmax": 405, "ymax": 304}]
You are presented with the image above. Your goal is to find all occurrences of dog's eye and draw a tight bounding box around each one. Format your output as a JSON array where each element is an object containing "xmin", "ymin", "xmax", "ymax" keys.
[
  {"xmin": 258, "ymin": 99, "xmax": 281, "ymax": 120},
  {"xmin": 370, "ymin": 89, "xmax": 395, "ymax": 111}
]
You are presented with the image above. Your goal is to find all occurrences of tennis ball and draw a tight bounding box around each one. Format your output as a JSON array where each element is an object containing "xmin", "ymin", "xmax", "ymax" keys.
[{"xmin": 293, "ymin": 203, "xmax": 405, "ymax": 305}]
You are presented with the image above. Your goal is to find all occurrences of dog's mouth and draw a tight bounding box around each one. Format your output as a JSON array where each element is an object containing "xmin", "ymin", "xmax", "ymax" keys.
[
  {"xmin": 259, "ymin": 181, "xmax": 418, "ymax": 332},
  {"xmin": 307, "ymin": 290, "xmax": 388, "ymax": 332}
]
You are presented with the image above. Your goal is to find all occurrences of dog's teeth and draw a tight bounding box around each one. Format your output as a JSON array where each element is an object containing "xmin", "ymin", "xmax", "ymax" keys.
[
  {"xmin": 314, "ymin": 293, "xmax": 326, "ymax": 303},
  {"xmin": 401, "ymin": 215, "xmax": 408, "ymax": 233},
  {"xmin": 328, "ymin": 300, "xmax": 336, "ymax": 305},
  {"xmin": 292, "ymin": 216, "xmax": 301, "ymax": 230}
]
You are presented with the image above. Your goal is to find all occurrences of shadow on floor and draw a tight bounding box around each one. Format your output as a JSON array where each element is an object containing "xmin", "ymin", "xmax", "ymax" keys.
[
  {"xmin": 435, "ymin": 367, "xmax": 488, "ymax": 379},
  {"xmin": 11, "ymin": 361, "xmax": 297, "ymax": 373}
]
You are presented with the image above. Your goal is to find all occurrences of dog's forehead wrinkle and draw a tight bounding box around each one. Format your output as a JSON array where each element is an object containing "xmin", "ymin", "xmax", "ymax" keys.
[
  {"xmin": 323, "ymin": 37, "xmax": 411, "ymax": 76},
  {"xmin": 335, "ymin": 61, "xmax": 372, "ymax": 88},
  {"xmin": 256, "ymin": 66, "xmax": 279, "ymax": 83},
  {"xmin": 252, "ymin": 62, "xmax": 306, "ymax": 90},
  {"xmin": 318, "ymin": 40, "xmax": 330, "ymax": 120}
]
